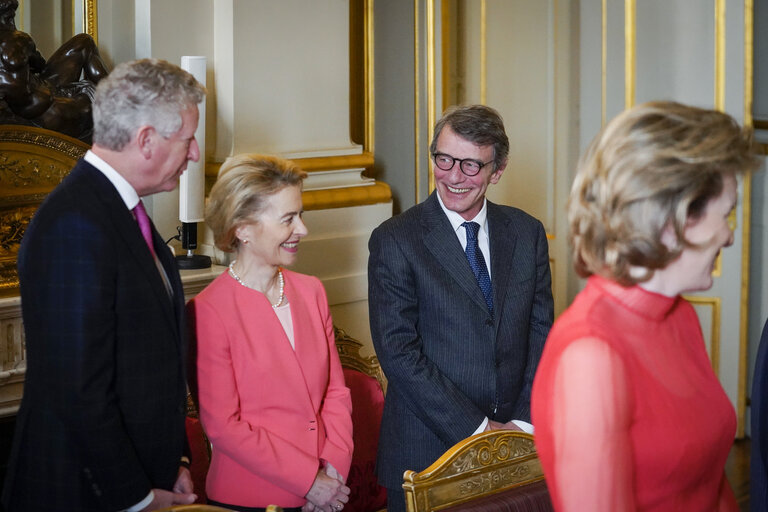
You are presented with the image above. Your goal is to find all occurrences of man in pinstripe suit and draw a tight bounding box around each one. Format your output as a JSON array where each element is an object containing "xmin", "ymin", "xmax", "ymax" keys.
[
  {"xmin": 2, "ymin": 59, "xmax": 205, "ymax": 512},
  {"xmin": 368, "ymin": 104, "xmax": 554, "ymax": 512}
]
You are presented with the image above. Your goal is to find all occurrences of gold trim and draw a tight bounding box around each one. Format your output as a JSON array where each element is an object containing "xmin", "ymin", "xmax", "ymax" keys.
[
  {"xmin": 602, "ymin": 0, "xmax": 607, "ymax": 126},
  {"xmin": 415, "ymin": 0, "xmax": 422, "ymax": 204},
  {"xmin": 480, "ymin": 0, "xmax": 487, "ymax": 105},
  {"xmin": 204, "ymin": 152, "xmax": 375, "ymax": 177},
  {"xmin": 427, "ymin": 0, "xmax": 437, "ymax": 194},
  {"xmin": 683, "ymin": 296, "xmax": 722, "ymax": 376},
  {"xmin": 302, "ymin": 181, "xmax": 392, "ymax": 211},
  {"xmin": 624, "ymin": 0, "xmax": 635, "ymax": 108},
  {"xmin": 552, "ymin": 0, "xmax": 558, "ymax": 236},
  {"xmin": 715, "ymin": 0, "xmax": 725, "ymax": 111},
  {"xmin": 364, "ymin": 0, "xmax": 375, "ymax": 153},
  {"xmin": 83, "ymin": 0, "xmax": 97, "ymax": 44},
  {"xmin": 738, "ymin": 0, "xmax": 754, "ymax": 438}
]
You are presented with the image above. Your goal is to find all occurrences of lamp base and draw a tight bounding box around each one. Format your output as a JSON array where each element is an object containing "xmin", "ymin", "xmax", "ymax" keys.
[{"xmin": 176, "ymin": 253, "xmax": 212, "ymax": 270}]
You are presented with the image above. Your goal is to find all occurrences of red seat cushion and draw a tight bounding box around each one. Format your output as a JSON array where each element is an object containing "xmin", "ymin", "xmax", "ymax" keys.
[
  {"xmin": 185, "ymin": 416, "xmax": 210, "ymax": 504},
  {"xmin": 343, "ymin": 368, "xmax": 387, "ymax": 512},
  {"xmin": 441, "ymin": 480, "xmax": 553, "ymax": 512}
]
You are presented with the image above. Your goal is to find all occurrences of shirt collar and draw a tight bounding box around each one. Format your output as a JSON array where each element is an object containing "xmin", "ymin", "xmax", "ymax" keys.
[
  {"xmin": 84, "ymin": 150, "xmax": 140, "ymax": 210},
  {"xmin": 436, "ymin": 190, "xmax": 489, "ymax": 236}
]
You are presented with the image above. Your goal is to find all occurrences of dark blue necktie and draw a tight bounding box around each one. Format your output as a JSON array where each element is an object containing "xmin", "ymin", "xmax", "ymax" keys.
[{"xmin": 462, "ymin": 221, "xmax": 493, "ymax": 316}]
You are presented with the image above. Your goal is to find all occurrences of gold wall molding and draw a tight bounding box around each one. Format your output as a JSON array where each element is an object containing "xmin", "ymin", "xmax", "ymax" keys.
[
  {"xmin": 84, "ymin": 0, "xmax": 98, "ymax": 44},
  {"xmin": 415, "ymin": 0, "xmax": 422, "ymax": 203},
  {"xmin": 479, "ymin": 0, "xmax": 487, "ymax": 105},
  {"xmin": 715, "ymin": 0, "xmax": 726, "ymax": 111},
  {"xmin": 302, "ymin": 182, "xmax": 391, "ymax": 211},
  {"xmin": 739, "ymin": 0, "xmax": 754, "ymax": 439},
  {"xmin": 601, "ymin": 0, "xmax": 607, "ymax": 126},
  {"xmin": 684, "ymin": 296, "xmax": 722, "ymax": 377},
  {"xmin": 205, "ymin": 152, "xmax": 375, "ymax": 177},
  {"xmin": 624, "ymin": 0, "xmax": 635, "ymax": 108},
  {"xmin": 364, "ymin": 0, "xmax": 375, "ymax": 153},
  {"xmin": 427, "ymin": 0, "xmax": 437, "ymax": 194}
]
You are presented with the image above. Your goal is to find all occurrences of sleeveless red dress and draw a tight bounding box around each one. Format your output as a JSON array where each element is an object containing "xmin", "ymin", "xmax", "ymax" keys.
[{"xmin": 531, "ymin": 276, "xmax": 737, "ymax": 511}]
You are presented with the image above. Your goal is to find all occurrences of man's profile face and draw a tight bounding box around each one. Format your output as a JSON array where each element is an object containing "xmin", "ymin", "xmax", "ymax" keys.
[
  {"xmin": 433, "ymin": 125, "xmax": 505, "ymax": 221},
  {"xmin": 146, "ymin": 104, "xmax": 200, "ymax": 195}
]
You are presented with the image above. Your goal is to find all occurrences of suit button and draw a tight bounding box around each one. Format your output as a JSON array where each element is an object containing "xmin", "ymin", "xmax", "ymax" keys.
[{"xmin": 485, "ymin": 319, "xmax": 493, "ymax": 326}]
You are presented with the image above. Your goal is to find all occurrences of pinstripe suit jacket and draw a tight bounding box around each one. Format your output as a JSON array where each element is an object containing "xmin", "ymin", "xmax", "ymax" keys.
[
  {"xmin": 2, "ymin": 161, "xmax": 188, "ymax": 512},
  {"xmin": 368, "ymin": 192, "xmax": 553, "ymax": 489}
]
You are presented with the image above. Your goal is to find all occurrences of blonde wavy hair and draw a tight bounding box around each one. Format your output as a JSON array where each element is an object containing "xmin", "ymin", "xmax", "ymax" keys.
[
  {"xmin": 206, "ymin": 154, "xmax": 307, "ymax": 253},
  {"xmin": 569, "ymin": 101, "xmax": 759, "ymax": 285}
]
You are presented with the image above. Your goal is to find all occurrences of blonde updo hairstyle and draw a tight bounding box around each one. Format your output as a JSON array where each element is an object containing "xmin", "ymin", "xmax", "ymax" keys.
[
  {"xmin": 569, "ymin": 101, "xmax": 759, "ymax": 286},
  {"xmin": 206, "ymin": 154, "xmax": 307, "ymax": 253}
]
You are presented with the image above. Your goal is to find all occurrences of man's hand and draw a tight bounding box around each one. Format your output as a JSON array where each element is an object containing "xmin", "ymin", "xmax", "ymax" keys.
[
  {"xmin": 140, "ymin": 488, "xmax": 196, "ymax": 511},
  {"xmin": 484, "ymin": 420, "xmax": 506, "ymax": 432},
  {"xmin": 484, "ymin": 420, "xmax": 524, "ymax": 432},
  {"xmin": 173, "ymin": 466, "xmax": 194, "ymax": 494}
]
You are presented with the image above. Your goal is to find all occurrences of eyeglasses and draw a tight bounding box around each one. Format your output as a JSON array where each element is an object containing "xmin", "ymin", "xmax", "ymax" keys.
[{"xmin": 432, "ymin": 152, "xmax": 494, "ymax": 177}]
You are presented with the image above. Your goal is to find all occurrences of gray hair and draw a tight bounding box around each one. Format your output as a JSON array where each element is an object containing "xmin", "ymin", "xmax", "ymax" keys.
[
  {"xmin": 429, "ymin": 104, "xmax": 510, "ymax": 169},
  {"xmin": 93, "ymin": 58, "xmax": 206, "ymax": 150}
]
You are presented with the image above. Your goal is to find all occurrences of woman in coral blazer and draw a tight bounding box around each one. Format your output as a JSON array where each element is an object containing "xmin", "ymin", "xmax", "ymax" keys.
[{"xmin": 188, "ymin": 154, "xmax": 353, "ymax": 512}]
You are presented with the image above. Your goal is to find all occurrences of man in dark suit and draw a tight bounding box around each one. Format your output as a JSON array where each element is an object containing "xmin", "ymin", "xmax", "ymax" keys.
[
  {"xmin": 368, "ymin": 104, "xmax": 553, "ymax": 512},
  {"xmin": 2, "ymin": 58, "xmax": 206, "ymax": 512}
]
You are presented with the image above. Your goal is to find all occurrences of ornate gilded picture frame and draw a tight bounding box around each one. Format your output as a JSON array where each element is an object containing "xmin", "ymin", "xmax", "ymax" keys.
[{"xmin": 0, "ymin": 125, "xmax": 89, "ymax": 297}]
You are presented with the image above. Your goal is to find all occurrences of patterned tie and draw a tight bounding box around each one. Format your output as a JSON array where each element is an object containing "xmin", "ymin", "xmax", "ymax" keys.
[
  {"xmin": 462, "ymin": 221, "xmax": 493, "ymax": 316},
  {"xmin": 133, "ymin": 200, "xmax": 156, "ymax": 258}
]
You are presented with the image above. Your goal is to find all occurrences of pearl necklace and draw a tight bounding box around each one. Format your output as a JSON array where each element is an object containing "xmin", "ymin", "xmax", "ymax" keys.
[{"xmin": 228, "ymin": 261, "xmax": 285, "ymax": 308}]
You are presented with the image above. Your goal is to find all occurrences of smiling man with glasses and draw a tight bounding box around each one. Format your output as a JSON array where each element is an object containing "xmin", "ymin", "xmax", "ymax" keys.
[{"xmin": 367, "ymin": 104, "xmax": 554, "ymax": 512}]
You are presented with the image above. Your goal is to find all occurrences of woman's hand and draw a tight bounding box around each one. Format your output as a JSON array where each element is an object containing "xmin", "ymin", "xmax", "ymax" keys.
[{"xmin": 305, "ymin": 468, "xmax": 350, "ymax": 512}]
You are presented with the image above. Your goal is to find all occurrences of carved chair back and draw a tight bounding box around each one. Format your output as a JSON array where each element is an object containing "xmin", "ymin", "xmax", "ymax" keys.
[{"xmin": 403, "ymin": 430, "xmax": 553, "ymax": 512}]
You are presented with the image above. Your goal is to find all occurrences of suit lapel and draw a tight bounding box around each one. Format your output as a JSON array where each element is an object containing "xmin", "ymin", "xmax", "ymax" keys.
[
  {"xmin": 81, "ymin": 164, "xmax": 180, "ymax": 339},
  {"xmin": 488, "ymin": 202, "xmax": 517, "ymax": 322},
  {"xmin": 422, "ymin": 193, "xmax": 489, "ymax": 313}
]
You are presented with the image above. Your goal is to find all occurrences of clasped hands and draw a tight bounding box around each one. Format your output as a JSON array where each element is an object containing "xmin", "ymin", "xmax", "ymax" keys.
[
  {"xmin": 484, "ymin": 420, "xmax": 524, "ymax": 432},
  {"xmin": 303, "ymin": 464, "xmax": 350, "ymax": 512},
  {"xmin": 141, "ymin": 466, "xmax": 197, "ymax": 511}
]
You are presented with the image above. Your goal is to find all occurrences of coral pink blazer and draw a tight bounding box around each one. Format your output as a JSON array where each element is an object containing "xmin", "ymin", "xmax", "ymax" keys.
[{"xmin": 187, "ymin": 269, "xmax": 353, "ymax": 508}]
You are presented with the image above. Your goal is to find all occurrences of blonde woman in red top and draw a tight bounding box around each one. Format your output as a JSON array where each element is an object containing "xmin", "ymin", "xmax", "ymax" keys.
[{"xmin": 532, "ymin": 102, "xmax": 759, "ymax": 511}]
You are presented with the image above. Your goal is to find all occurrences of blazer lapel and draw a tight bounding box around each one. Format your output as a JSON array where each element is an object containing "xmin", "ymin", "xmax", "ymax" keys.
[
  {"xmin": 83, "ymin": 164, "xmax": 179, "ymax": 338},
  {"xmin": 422, "ymin": 193, "xmax": 489, "ymax": 313},
  {"xmin": 488, "ymin": 202, "xmax": 518, "ymax": 322}
]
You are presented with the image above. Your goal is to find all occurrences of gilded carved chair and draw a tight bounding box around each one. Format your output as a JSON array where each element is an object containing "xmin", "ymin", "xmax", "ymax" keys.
[{"xmin": 403, "ymin": 430, "xmax": 553, "ymax": 512}]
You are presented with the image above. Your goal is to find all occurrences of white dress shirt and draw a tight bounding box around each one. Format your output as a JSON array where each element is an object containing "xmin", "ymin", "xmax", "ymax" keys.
[{"xmin": 436, "ymin": 192, "xmax": 534, "ymax": 436}]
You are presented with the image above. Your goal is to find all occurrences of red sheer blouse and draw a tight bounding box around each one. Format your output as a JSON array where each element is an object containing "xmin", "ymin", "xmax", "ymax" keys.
[{"xmin": 532, "ymin": 276, "xmax": 737, "ymax": 511}]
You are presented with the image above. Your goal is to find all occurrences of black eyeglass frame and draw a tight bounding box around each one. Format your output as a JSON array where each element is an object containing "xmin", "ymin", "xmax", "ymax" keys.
[{"xmin": 431, "ymin": 152, "xmax": 495, "ymax": 177}]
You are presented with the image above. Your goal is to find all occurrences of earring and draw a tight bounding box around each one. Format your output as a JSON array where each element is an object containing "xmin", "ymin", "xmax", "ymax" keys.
[{"xmin": 241, "ymin": 238, "xmax": 249, "ymax": 245}]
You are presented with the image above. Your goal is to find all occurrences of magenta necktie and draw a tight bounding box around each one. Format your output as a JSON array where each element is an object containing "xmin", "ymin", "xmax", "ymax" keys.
[{"xmin": 133, "ymin": 200, "xmax": 156, "ymax": 258}]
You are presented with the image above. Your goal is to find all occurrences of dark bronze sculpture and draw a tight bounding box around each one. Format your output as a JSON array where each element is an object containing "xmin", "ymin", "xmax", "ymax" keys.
[{"xmin": 0, "ymin": 0, "xmax": 108, "ymax": 142}]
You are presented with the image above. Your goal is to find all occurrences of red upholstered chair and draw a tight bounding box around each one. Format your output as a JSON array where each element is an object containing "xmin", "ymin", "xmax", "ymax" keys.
[
  {"xmin": 334, "ymin": 326, "xmax": 388, "ymax": 512},
  {"xmin": 403, "ymin": 430, "xmax": 553, "ymax": 512},
  {"xmin": 186, "ymin": 393, "xmax": 211, "ymax": 504}
]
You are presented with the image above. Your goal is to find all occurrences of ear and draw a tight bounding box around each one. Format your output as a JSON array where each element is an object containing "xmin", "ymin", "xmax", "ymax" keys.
[
  {"xmin": 135, "ymin": 125, "xmax": 156, "ymax": 159},
  {"xmin": 660, "ymin": 222, "xmax": 679, "ymax": 250},
  {"xmin": 234, "ymin": 223, "xmax": 248, "ymax": 242},
  {"xmin": 489, "ymin": 159, "xmax": 507, "ymax": 185}
]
